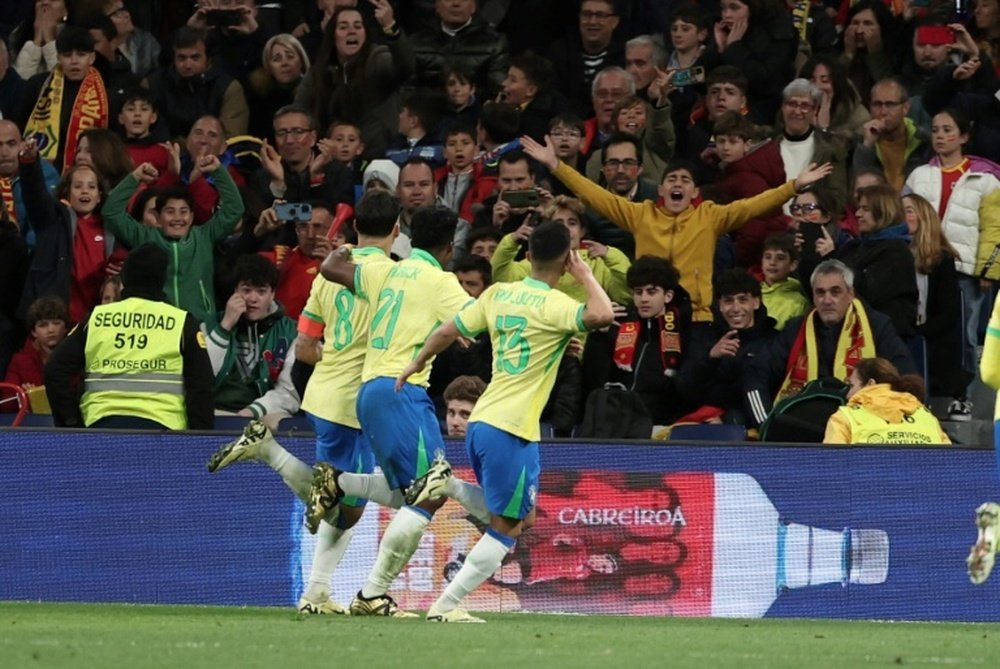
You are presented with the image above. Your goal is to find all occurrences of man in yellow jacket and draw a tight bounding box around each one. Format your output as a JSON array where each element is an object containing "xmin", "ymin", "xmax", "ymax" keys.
[{"xmin": 520, "ymin": 135, "xmax": 832, "ymax": 323}]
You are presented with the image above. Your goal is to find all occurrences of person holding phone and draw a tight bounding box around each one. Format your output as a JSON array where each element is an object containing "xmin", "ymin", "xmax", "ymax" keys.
[
  {"xmin": 786, "ymin": 186, "xmax": 851, "ymax": 289},
  {"xmin": 475, "ymin": 150, "xmax": 552, "ymax": 236}
]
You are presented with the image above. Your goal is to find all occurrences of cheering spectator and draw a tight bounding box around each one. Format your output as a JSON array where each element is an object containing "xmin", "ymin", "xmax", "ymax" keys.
[
  {"xmin": 247, "ymin": 33, "xmax": 311, "ymax": 140},
  {"xmin": 0, "ymin": 119, "xmax": 60, "ymax": 251},
  {"xmin": 296, "ymin": 3, "xmax": 415, "ymax": 158}
]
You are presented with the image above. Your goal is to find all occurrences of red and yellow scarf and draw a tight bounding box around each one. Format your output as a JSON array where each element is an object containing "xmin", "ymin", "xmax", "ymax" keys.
[
  {"xmin": 0, "ymin": 177, "xmax": 16, "ymax": 223},
  {"xmin": 777, "ymin": 299, "xmax": 875, "ymax": 401},
  {"xmin": 613, "ymin": 306, "xmax": 683, "ymax": 375},
  {"xmin": 24, "ymin": 65, "xmax": 108, "ymax": 170}
]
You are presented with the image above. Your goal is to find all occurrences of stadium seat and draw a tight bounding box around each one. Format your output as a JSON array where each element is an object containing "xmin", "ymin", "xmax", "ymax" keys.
[{"xmin": 668, "ymin": 423, "xmax": 747, "ymax": 442}]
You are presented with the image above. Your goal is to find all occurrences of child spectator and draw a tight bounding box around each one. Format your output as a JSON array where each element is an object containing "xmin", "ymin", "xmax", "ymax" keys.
[
  {"xmin": 443, "ymin": 374, "xmax": 487, "ymax": 438},
  {"xmin": 18, "ymin": 138, "xmax": 125, "ymax": 324},
  {"xmin": 207, "ymin": 254, "xmax": 299, "ymax": 420},
  {"xmin": 128, "ymin": 187, "xmax": 160, "ymax": 228},
  {"xmin": 760, "ymin": 233, "xmax": 810, "ymax": 330},
  {"xmin": 713, "ymin": 110, "xmax": 789, "ymax": 269},
  {"xmin": 547, "ymin": 113, "xmax": 587, "ymax": 197},
  {"xmin": 386, "ymin": 91, "xmax": 445, "ymax": 167},
  {"xmin": 328, "ymin": 120, "xmax": 367, "ymax": 200},
  {"xmin": 101, "ymin": 156, "xmax": 245, "ymax": 327},
  {"xmin": 585, "ymin": 94, "xmax": 676, "ymax": 187},
  {"xmin": 466, "ymin": 226, "xmax": 502, "ymax": 261},
  {"xmin": 1, "ymin": 296, "xmax": 68, "ymax": 413},
  {"xmin": 119, "ymin": 89, "xmax": 171, "ymax": 178},
  {"xmin": 362, "ymin": 159, "xmax": 400, "ymax": 194},
  {"xmin": 99, "ymin": 274, "xmax": 122, "ymax": 304},
  {"xmin": 582, "ymin": 255, "xmax": 694, "ymax": 427},
  {"xmin": 442, "ymin": 65, "xmax": 481, "ymax": 129},
  {"xmin": 436, "ymin": 123, "xmax": 497, "ymax": 224}
]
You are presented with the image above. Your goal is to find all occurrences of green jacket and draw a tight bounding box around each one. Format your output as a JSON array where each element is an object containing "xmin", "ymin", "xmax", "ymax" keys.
[{"xmin": 101, "ymin": 168, "xmax": 244, "ymax": 327}]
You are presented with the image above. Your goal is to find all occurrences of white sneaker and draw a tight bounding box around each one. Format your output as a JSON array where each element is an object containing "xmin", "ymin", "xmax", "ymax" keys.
[
  {"xmin": 426, "ymin": 606, "xmax": 485, "ymax": 623},
  {"xmin": 405, "ymin": 452, "xmax": 452, "ymax": 506},
  {"xmin": 968, "ymin": 502, "xmax": 1000, "ymax": 585},
  {"xmin": 206, "ymin": 420, "xmax": 273, "ymax": 472},
  {"xmin": 948, "ymin": 399, "xmax": 973, "ymax": 422},
  {"xmin": 297, "ymin": 593, "xmax": 348, "ymax": 615}
]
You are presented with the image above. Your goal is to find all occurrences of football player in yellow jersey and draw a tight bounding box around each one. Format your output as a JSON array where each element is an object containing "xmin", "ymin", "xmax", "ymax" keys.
[
  {"xmin": 205, "ymin": 191, "xmax": 401, "ymax": 614},
  {"xmin": 396, "ymin": 221, "xmax": 615, "ymax": 622},
  {"xmin": 969, "ymin": 292, "xmax": 1000, "ymax": 584},
  {"xmin": 308, "ymin": 205, "xmax": 493, "ymax": 618}
]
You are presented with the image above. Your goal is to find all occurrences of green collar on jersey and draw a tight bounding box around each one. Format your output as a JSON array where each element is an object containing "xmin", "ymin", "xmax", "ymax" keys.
[
  {"xmin": 353, "ymin": 246, "xmax": 387, "ymax": 258},
  {"xmin": 523, "ymin": 276, "xmax": 552, "ymax": 291},
  {"xmin": 408, "ymin": 248, "xmax": 442, "ymax": 270}
]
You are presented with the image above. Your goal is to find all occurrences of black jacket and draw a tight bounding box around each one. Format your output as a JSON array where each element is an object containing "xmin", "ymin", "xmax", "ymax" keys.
[
  {"xmin": 547, "ymin": 32, "xmax": 625, "ymax": 118},
  {"xmin": 147, "ymin": 65, "xmax": 240, "ymax": 139},
  {"xmin": 678, "ymin": 305, "xmax": 777, "ymax": 424},
  {"xmin": 834, "ymin": 226, "xmax": 918, "ymax": 337},
  {"xmin": 743, "ymin": 303, "xmax": 915, "ymax": 426},
  {"xmin": 44, "ymin": 291, "xmax": 214, "ymax": 430},
  {"xmin": 411, "ymin": 17, "xmax": 509, "ymax": 98}
]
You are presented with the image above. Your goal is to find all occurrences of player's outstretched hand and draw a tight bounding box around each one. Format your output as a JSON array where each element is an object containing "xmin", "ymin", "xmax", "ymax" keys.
[
  {"xmin": 794, "ymin": 162, "xmax": 833, "ymax": 192},
  {"xmin": 395, "ymin": 360, "xmax": 425, "ymax": 392},
  {"xmin": 520, "ymin": 135, "xmax": 558, "ymax": 171}
]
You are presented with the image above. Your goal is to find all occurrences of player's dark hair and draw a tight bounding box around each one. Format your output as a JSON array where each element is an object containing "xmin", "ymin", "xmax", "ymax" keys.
[
  {"xmin": 411, "ymin": 206, "xmax": 458, "ymax": 251},
  {"xmin": 233, "ymin": 253, "xmax": 280, "ymax": 290},
  {"xmin": 762, "ymin": 233, "xmax": 800, "ymax": 262},
  {"xmin": 453, "ymin": 254, "xmax": 493, "ymax": 286},
  {"xmin": 354, "ymin": 189, "xmax": 400, "ymax": 237},
  {"xmin": 528, "ymin": 220, "xmax": 571, "ymax": 263},
  {"xmin": 715, "ymin": 268, "xmax": 761, "ymax": 300},
  {"xmin": 626, "ymin": 256, "xmax": 680, "ymax": 291}
]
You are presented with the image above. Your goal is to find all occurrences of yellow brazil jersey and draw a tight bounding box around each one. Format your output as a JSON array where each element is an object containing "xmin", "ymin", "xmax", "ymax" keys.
[
  {"xmin": 298, "ymin": 247, "xmax": 391, "ymax": 426},
  {"xmin": 455, "ymin": 277, "xmax": 586, "ymax": 442},
  {"xmin": 356, "ymin": 248, "xmax": 472, "ymax": 386}
]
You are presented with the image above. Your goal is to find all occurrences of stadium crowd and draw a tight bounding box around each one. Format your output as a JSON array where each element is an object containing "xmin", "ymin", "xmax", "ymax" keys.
[{"xmin": 0, "ymin": 0, "xmax": 992, "ymax": 438}]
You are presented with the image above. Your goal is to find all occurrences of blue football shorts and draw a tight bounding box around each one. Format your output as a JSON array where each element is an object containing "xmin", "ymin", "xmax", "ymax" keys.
[
  {"xmin": 466, "ymin": 421, "xmax": 539, "ymax": 520},
  {"xmin": 309, "ymin": 413, "xmax": 374, "ymax": 507}
]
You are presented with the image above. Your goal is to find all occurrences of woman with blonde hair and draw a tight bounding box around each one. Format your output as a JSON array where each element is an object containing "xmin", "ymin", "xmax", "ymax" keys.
[
  {"xmin": 823, "ymin": 357, "xmax": 950, "ymax": 444},
  {"xmin": 247, "ymin": 34, "xmax": 311, "ymax": 139},
  {"xmin": 834, "ymin": 182, "xmax": 918, "ymax": 337},
  {"xmin": 904, "ymin": 193, "xmax": 970, "ymax": 408}
]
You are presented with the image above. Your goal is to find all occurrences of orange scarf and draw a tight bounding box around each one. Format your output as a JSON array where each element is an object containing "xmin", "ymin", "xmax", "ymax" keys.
[
  {"xmin": 777, "ymin": 299, "xmax": 875, "ymax": 401},
  {"xmin": 613, "ymin": 307, "xmax": 683, "ymax": 375},
  {"xmin": 24, "ymin": 65, "xmax": 109, "ymax": 170}
]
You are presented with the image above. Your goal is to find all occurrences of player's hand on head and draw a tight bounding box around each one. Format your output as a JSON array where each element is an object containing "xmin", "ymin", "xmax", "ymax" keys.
[{"xmin": 565, "ymin": 250, "xmax": 593, "ymax": 281}]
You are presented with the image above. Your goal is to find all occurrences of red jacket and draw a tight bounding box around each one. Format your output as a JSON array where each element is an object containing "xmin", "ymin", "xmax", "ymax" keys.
[
  {"xmin": 434, "ymin": 162, "xmax": 497, "ymax": 224},
  {"xmin": 260, "ymin": 246, "xmax": 319, "ymax": 321},
  {"xmin": 716, "ymin": 139, "xmax": 790, "ymax": 268},
  {"xmin": 1, "ymin": 338, "xmax": 45, "ymax": 412}
]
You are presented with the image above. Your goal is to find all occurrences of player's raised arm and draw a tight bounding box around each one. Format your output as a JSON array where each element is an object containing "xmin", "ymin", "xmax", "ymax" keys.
[
  {"xmin": 567, "ymin": 250, "xmax": 615, "ymax": 330},
  {"xmin": 320, "ymin": 244, "xmax": 357, "ymax": 291},
  {"xmin": 395, "ymin": 320, "xmax": 463, "ymax": 391}
]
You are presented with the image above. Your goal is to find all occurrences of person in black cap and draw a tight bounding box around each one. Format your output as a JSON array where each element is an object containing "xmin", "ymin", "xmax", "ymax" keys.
[
  {"xmin": 45, "ymin": 243, "xmax": 215, "ymax": 430},
  {"xmin": 15, "ymin": 24, "xmax": 111, "ymax": 171}
]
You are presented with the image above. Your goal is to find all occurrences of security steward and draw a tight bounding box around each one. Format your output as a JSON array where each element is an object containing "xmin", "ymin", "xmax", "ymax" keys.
[{"xmin": 45, "ymin": 243, "xmax": 214, "ymax": 429}]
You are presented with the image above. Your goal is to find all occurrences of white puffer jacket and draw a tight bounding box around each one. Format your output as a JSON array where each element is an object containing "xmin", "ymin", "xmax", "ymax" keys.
[{"xmin": 905, "ymin": 156, "xmax": 1000, "ymax": 277}]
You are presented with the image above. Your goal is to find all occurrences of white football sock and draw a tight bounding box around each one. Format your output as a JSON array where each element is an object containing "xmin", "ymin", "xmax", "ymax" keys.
[
  {"xmin": 433, "ymin": 530, "xmax": 513, "ymax": 614},
  {"xmin": 260, "ymin": 440, "xmax": 312, "ymax": 501},
  {"xmin": 444, "ymin": 477, "xmax": 490, "ymax": 524},
  {"xmin": 360, "ymin": 507, "xmax": 430, "ymax": 599},
  {"xmin": 338, "ymin": 472, "xmax": 404, "ymax": 508},
  {"xmin": 303, "ymin": 521, "xmax": 353, "ymax": 601}
]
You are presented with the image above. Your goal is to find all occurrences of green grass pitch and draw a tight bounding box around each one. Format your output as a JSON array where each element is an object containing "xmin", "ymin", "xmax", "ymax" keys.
[{"xmin": 2, "ymin": 602, "xmax": 999, "ymax": 669}]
